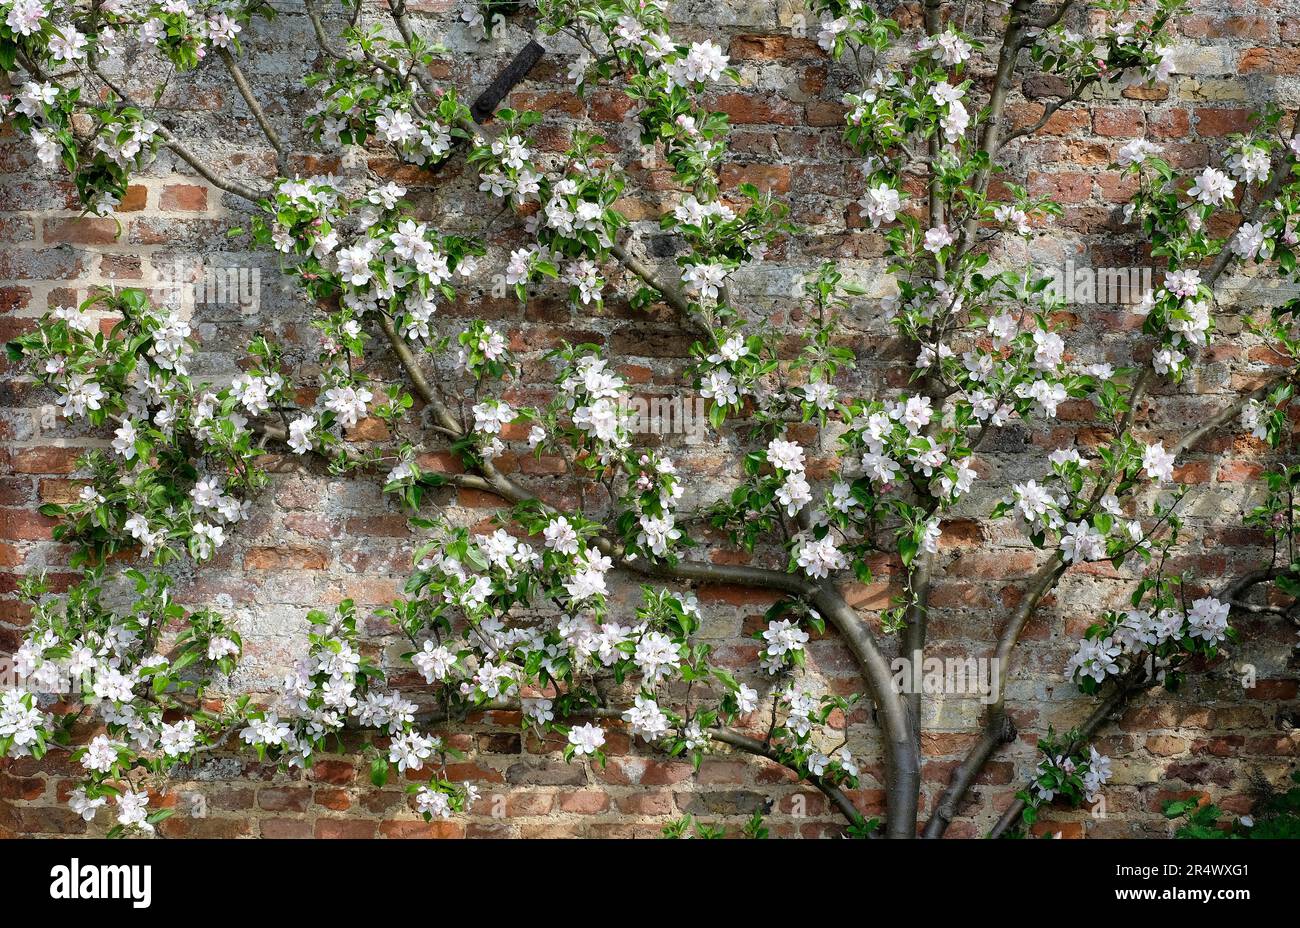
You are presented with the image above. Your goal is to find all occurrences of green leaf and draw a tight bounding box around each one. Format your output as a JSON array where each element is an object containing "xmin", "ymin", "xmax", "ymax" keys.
[{"xmin": 898, "ymin": 535, "xmax": 918, "ymax": 567}]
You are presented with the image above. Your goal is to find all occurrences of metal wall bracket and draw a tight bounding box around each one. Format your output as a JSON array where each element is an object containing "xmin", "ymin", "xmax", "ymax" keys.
[{"xmin": 471, "ymin": 39, "xmax": 547, "ymax": 124}]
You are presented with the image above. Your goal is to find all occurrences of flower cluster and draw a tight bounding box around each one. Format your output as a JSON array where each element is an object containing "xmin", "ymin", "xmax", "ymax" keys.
[
  {"xmin": 4, "ymin": 571, "xmax": 243, "ymax": 836},
  {"xmin": 1019, "ymin": 730, "xmax": 1114, "ymax": 824},
  {"xmin": 1118, "ymin": 115, "xmax": 1296, "ymax": 380},
  {"xmin": 1027, "ymin": 2, "xmax": 1179, "ymax": 88},
  {"xmin": 9, "ymin": 289, "xmax": 280, "ymax": 565},
  {"xmin": 1065, "ymin": 575, "xmax": 1234, "ymax": 695},
  {"xmin": 998, "ymin": 436, "xmax": 1180, "ymax": 570},
  {"xmin": 304, "ymin": 25, "xmax": 468, "ymax": 168},
  {"xmin": 537, "ymin": 0, "xmax": 735, "ymax": 189}
]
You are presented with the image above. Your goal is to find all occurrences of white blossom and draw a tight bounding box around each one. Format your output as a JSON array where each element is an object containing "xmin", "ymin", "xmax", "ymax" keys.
[
  {"xmin": 1188, "ymin": 167, "xmax": 1236, "ymax": 206},
  {"xmin": 1141, "ymin": 442, "xmax": 1176, "ymax": 483},
  {"xmin": 568, "ymin": 722, "xmax": 605, "ymax": 756}
]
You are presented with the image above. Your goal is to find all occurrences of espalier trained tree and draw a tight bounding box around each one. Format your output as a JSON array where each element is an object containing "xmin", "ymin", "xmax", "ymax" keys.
[{"xmin": 2, "ymin": 0, "xmax": 1298, "ymax": 839}]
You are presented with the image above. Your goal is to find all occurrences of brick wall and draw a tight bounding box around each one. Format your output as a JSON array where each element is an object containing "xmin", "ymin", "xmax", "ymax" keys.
[{"xmin": 1, "ymin": 0, "xmax": 1297, "ymax": 838}]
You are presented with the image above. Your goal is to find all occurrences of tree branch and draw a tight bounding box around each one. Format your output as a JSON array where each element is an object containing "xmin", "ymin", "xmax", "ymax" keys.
[
  {"xmin": 89, "ymin": 63, "xmax": 271, "ymax": 203},
  {"xmin": 303, "ymin": 0, "xmax": 346, "ymax": 59},
  {"xmin": 401, "ymin": 696, "xmax": 863, "ymax": 829},
  {"xmin": 813, "ymin": 580, "xmax": 918, "ymax": 837},
  {"xmin": 925, "ymin": 362, "xmax": 1151, "ymax": 837},
  {"xmin": 985, "ymin": 676, "xmax": 1143, "ymax": 838},
  {"xmin": 217, "ymin": 46, "xmax": 289, "ymax": 175},
  {"xmin": 960, "ymin": 0, "xmax": 1034, "ymax": 247},
  {"xmin": 709, "ymin": 727, "xmax": 868, "ymax": 831},
  {"xmin": 1172, "ymin": 374, "xmax": 1292, "ymax": 457}
]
